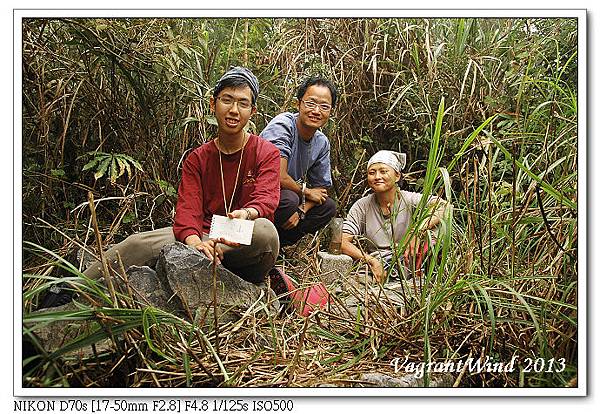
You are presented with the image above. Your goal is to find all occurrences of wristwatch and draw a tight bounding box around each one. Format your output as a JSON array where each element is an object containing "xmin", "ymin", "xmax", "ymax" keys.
[{"xmin": 296, "ymin": 207, "xmax": 306, "ymax": 220}]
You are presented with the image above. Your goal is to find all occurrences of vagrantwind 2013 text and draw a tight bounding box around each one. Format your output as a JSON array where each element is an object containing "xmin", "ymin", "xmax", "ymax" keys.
[{"xmin": 390, "ymin": 355, "xmax": 566, "ymax": 379}]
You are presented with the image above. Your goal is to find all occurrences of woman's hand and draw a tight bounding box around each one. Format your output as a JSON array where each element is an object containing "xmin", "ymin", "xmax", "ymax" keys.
[
  {"xmin": 341, "ymin": 234, "xmax": 386, "ymax": 283},
  {"xmin": 403, "ymin": 231, "xmax": 427, "ymax": 271},
  {"xmin": 366, "ymin": 255, "xmax": 385, "ymax": 284},
  {"xmin": 404, "ymin": 234, "xmax": 420, "ymax": 262}
]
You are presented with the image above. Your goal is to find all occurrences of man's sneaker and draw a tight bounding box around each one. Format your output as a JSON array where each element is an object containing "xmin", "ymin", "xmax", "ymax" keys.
[
  {"xmin": 38, "ymin": 283, "xmax": 74, "ymax": 309},
  {"xmin": 268, "ymin": 267, "xmax": 296, "ymax": 298}
]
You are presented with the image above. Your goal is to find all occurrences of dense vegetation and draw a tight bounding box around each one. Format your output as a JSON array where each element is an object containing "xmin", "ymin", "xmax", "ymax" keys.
[{"xmin": 22, "ymin": 18, "xmax": 578, "ymax": 388}]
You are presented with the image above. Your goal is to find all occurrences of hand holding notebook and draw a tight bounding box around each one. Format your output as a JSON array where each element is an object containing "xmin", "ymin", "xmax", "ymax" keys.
[{"xmin": 208, "ymin": 214, "xmax": 255, "ymax": 245}]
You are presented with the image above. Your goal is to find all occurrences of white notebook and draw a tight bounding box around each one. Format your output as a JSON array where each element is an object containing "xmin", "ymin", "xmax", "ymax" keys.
[{"xmin": 208, "ymin": 214, "xmax": 255, "ymax": 245}]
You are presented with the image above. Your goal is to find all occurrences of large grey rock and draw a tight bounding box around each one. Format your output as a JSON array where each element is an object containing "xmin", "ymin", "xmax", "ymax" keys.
[
  {"xmin": 126, "ymin": 265, "xmax": 176, "ymax": 311},
  {"xmin": 76, "ymin": 244, "xmax": 114, "ymax": 271},
  {"xmin": 28, "ymin": 242, "xmax": 279, "ymax": 356},
  {"xmin": 26, "ymin": 303, "xmax": 112, "ymax": 356},
  {"xmin": 317, "ymin": 252, "xmax": 354, "ymax": 287},
  {"xmin": 156, "ymin": 242, "xmax": 279, "ymax": 324}
]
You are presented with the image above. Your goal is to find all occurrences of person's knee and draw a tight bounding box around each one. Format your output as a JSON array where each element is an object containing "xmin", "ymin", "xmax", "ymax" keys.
[
  {"xmin": 109, "ymin": 231, "xmax": 157, "ymax": 264},
  {"xmin": 274, "ymin": 190, "xmax": 300, "ymax": 225},
  {"xmin": 225, "ymin": 219, "xmax": 279, "ymax": 282},
  {"xmin": 322, "ymin": 197, "xmax": 337, "ymax": 220},
  {"xmin": 308, "ymin": 197, "xmax": 337, "ymax": 222},
  {"xmin": 278, "ymin": 190, "xmax": 300, "ymax": 210},
  {"xmin": 121, "ymin": 232, "xmax": 147, "ymax": 252},
  {"xmin": 252, "ymin": 218, "xmax": 280, "ymax": 256},
  {"xmin": 298, "ymin": 197, "xmax": 337, "ymax": 236},
  {"xmin": 88, "ymin": 233, "xmax": 145, "ymax": 275}
]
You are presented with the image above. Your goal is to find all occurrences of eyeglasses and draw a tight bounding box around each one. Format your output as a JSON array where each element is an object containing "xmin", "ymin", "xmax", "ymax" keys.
[
  {"xmin": 302, "ymin": 100, "xmax": 332, "ymax": 112},
  {"xmin": 216, "ymin": 96, "xmax": 253, "ymax": 110}
]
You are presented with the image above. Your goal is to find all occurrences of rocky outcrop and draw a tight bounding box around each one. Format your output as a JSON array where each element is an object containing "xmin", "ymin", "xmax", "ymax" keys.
[
  {"xmin": 156, "ymin": 242, "xmax": 279, "ymax": 324},
  {"xmin": 317, "ymin": 252, "xmax": 354, "ymax": 287},
  {"xmin": 314, "ymin": 372, "xmax": 454, "ymax": 388},
  {"xmin": 126, "ymin": 265, "xmax": 175, "ymax": 311},
  {"xmin": 25, "ymin": 302, "xmax": 112, "ymax": 357},
  {"xmin": 29, "ymin": 242, "xmax": 279, "ymax": 356}
]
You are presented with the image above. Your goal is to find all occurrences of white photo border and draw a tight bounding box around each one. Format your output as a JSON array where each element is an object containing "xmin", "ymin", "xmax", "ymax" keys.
[{"xmin": 14, "ymin": 8, "xmax": 587, "ymax": 398}]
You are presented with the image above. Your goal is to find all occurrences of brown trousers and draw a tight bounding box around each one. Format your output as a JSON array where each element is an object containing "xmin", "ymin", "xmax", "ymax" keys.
[{"xmin": 83, "ymin": 218, "xmax": 280, "ymax": 284}]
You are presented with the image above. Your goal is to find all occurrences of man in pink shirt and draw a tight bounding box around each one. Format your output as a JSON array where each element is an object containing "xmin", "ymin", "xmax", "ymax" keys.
[{"xmin": 41, "ymin": 67, "xmax": 281, "ymax": 307}]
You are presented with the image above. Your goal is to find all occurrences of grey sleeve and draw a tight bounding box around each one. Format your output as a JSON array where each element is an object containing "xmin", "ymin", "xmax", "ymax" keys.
[
  {"xmin": 402, "ymin": 190, "xmax": 441, "ymax": 209},
  {"xmin": 308, "ymin": 139, "xmax": 332, "ymax": 188},
  {"xmin": 401, "ymin": 191, "xmax": 443, "ymax": 237},
  {"xmin": 259, "ymin": 115, "xmax": 293, "ymax": 159},
  {"xmin": 343, "ymin": 198, "xmax": 366, "ymax": 236},
  {"xmin": 401, "ymin": 190, "xmax": 424, "ymax": 207}
]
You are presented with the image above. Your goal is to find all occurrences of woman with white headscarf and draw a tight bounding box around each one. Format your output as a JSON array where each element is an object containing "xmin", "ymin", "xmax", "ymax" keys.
[{"xmin": 341, "ymin": 150, "xmax": 447, "ymax": 283}]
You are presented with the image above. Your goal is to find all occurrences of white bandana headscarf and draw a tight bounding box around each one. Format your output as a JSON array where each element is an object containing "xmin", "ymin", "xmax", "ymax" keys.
[{"xmin": 367, "ymin": 150, "xmax": 406, "ymax": 173}]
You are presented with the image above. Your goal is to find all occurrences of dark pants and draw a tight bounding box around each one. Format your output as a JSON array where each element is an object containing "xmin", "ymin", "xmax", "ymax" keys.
[{"xmin": 274, "ymin": 189, "xmax": 337, "ymax": 246}]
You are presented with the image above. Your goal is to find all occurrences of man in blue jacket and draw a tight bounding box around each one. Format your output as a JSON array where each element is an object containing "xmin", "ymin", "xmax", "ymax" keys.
[{"xmin": 260, "ymin": 76, "xmax": 337, "ymax": 246}]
